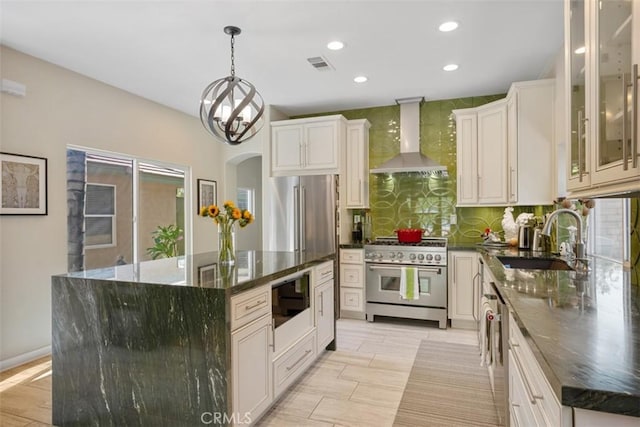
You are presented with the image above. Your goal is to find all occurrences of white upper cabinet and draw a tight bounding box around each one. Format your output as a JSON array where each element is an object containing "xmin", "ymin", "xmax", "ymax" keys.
[
  {"xmin": 565, "ymin": 0, "xmax": 640, "ymax": 196},
  {"xmin": 454, "ymin": 99, "xmax": 509, "ymax": 206},
  {"xmin": 453, "ymin": 79, "xmax": 555, "ymax": 207},
  {"xmin": 271, "ymin": 115, "xmax": 346, "ymax": 176},
  {"xmin": 477, "ymin": 101, "xmax": 509, "ymax": 205},
  {"xmin": 455, "ymin": 111, "xmax": 479, "ymax": 205},
  {"xmin": 507, "ymin": 80, "xmax": 556, "ymax": 205},
  {"xmin": 343, "ymin": 119, "xmax": 371, "ymax": 208}
]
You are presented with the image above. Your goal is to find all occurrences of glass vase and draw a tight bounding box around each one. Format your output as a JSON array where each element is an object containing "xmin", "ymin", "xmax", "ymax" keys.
[{"xmin": 218, "ymin": 222, "xmax": 236, "ymax": 265}]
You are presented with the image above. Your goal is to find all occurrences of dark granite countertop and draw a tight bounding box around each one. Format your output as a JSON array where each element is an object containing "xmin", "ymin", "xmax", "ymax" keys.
[
  {"xmin": 480, "ymin": 248, "xmax": 640, "ymax": 417},
  {"xmin": 58, "ymin": 250, "xmax": 335, "ymax": 295}
]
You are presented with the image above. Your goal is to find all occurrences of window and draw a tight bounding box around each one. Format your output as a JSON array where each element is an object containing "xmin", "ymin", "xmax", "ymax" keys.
[
  {"xmin": 67, "ymin": 148, "xmax": 189, "ymax": 271},
  {"xmin": 587, "ymin": 198, "xmax": 630, "ymax": 264},
  {"xmin": 85, "ymin": 184, "xmax": 116, "ymax": 248},
  {"xmin": 237, "ymin": 187, "xmax": 255, "ymax": 212}
]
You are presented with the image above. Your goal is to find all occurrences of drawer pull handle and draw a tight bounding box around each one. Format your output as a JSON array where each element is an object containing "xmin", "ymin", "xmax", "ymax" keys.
[
  {"xmin": 286, "ymin": 349, "xmax": 313, "ymax": 371},
  {"xmin": 245, "ymin": 299, "xmax": 266, "ymax": 310}
]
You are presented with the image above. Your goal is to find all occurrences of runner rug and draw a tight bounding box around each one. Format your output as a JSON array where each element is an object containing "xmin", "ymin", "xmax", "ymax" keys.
[{"xmin": 393, "ymin": 340, "xmax": 502, "ymax": 427}]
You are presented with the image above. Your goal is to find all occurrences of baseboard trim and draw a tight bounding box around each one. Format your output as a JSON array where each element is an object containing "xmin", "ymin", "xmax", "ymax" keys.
[
  {"xmin": 450, "ymin": 319, "xmax": 477, "ymax": 330},
  {"xmin": 340, "ymin": 310, "xmax": 366, "ymax": 320},
  {"xmin": 0, "ymin": 345, "xmax": 52, "ymax": 372}
]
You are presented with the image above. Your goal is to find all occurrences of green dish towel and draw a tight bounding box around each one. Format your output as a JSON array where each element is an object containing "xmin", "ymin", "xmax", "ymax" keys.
[{"xmin": 399, "ymin": 267, "xmax": 419, "ymax": 300}]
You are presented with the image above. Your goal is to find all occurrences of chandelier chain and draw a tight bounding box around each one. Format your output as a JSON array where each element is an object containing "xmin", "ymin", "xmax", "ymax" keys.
[{"xmin": 230, "ymin": 33, "xmax": 235, "ymax": 77}]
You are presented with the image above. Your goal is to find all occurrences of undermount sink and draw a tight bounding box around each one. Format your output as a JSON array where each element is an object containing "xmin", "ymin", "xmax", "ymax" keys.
[{"xmin": 497, "ymin": 256, "xmax": 574, "ymax": 271}]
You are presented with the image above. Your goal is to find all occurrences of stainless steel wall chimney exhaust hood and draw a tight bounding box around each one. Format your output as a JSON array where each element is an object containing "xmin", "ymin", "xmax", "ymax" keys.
[{"xmin": 370, "ymin": 97, "xmax": 448, "ymax": 175}]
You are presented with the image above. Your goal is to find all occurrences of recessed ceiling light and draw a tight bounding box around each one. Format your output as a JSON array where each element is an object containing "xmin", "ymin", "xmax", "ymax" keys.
[
  {"xmin": 439, "ymin": 21, "xmax": 459, "ymax": 32},
  {"xmin": 327, "ymin": 40, "xmax": 344, "ymax": 50},
  {"xmin": 574, "ymin": 46, "xmax": 586, "ymax": 54},
  {"xmin": 443, "ymin": 64, "xmax": 459, "ymax": 71},
  {"xmin": 354, "ymin": 76, "xmax": 368, "ymax": 83}
]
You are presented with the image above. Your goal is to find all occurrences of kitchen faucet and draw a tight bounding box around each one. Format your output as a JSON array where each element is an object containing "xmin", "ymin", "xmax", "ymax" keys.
[{"xmin": 540, "ymin": 208, "xmax": 585, "ymax": 260}]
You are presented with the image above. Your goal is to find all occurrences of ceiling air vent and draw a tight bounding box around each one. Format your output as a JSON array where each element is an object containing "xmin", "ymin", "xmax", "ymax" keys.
[{"xmin": 307, "ymin": 56, "xmax": 334, "ymax": 71}]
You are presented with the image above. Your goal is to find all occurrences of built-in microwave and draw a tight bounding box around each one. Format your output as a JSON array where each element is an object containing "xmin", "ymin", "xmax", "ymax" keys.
[{"xmin": 272, "ymin": 272, "xmax": 310, "ymax": 328}]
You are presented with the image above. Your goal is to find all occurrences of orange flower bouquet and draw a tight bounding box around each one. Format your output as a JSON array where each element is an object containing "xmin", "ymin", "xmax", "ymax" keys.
[{"xmin": 200, "ymin": 200, "xmax": 254, "ymax": 264}]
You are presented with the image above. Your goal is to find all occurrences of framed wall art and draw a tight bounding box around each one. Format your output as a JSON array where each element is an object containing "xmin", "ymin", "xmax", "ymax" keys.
[
  {"xmin": 1, "ymin": 152, "xmax": 48, "ymax": 215},
  {"xmin": 197, "ymin": 178, "xmax": 217, "ymax": 209}
]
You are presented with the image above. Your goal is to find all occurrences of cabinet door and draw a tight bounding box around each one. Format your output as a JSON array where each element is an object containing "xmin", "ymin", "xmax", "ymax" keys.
[
  {"xmin": 511, "ymin": 81, "xmax": 556, "ymax": 205},
  {"xmin": 455, "ymin": 112, "xmax": 479, "ymax": 205},
  {"xmin": 315, "ymin": 280, "xmax": 335, "ymax": 350},
  {"xmin": 591, "ymin": 0, "xmax": 639, "ymax": 185},
  {"xmin": 231, "ymin": 314, "xmax": 273, "ymax": 422},
  {"xmin": 507, "ymin": 95, "xmax": 518, "ymax": 204},
  {"xmin": 272, "ymin": 125, "xmax": 303, "ymax": 175},
  {"xmin": 477, "ymin": 104, "xmax": 509, "ymax": 204},
  {"xmin": 345, "ymin": 121, "xmax": 370, "ymax": 208},
  {"xmin": 566, "ymin": 0, "xmax": 591, "ymax": 190},
  {"xmin": 448, "ymin": 251, "xmax": 479, "ymax": 322},
  {"xmin": 305, "ymin": 121, "xmax": 339, "ymax": 171}
]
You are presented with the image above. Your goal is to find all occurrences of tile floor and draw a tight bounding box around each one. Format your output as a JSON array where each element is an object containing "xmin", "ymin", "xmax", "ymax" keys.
[{"xmin": 0, "ymin": 318, "xmax": 480, "ymax": 426}]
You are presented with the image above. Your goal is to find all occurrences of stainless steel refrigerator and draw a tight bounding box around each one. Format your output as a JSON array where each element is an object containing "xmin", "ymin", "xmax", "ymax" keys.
[{"xmin": 265, "ymin": 175, "xmax": 337, "ymax": 253}]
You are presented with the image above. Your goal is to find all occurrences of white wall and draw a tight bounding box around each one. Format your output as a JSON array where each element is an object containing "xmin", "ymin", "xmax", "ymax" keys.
[
  {"xmin": 235, "ymin": 157, "xmax": 263, "ymax": 250},
  {"xmin": 0, "ymin": 46, "xmax": 228, "ymax": 368}
]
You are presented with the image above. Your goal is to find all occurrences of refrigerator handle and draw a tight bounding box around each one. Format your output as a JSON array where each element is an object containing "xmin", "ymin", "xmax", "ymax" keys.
[
  {"xmin": 300, "ymin": 186, "xmax": 307, "ymax": 251},
  {"xmin": 294, "ymin": 185, "xmax": 300, "ymax": 251}
]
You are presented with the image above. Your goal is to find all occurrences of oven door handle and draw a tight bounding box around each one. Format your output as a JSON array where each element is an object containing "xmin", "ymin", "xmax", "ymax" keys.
[{"xmin": 367, "ymin": 265, "xmax": 442, "ymax": 275}]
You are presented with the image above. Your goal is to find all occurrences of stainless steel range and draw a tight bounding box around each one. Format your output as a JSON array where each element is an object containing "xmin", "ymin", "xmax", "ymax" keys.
[{"xmin": 364, "ymin": 237, "xmax": 448, "ymax": 328}]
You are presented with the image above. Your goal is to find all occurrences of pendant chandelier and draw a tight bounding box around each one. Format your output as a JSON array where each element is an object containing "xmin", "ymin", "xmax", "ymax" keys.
[{"xmin": 200, "ymin": 26, "xmax": 265, "ymax": 145}]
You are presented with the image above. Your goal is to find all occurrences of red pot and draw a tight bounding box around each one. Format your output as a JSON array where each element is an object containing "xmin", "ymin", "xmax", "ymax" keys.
[{"xmin": 395, "ymin": 228, "xmax": 424, "ymax": 243}]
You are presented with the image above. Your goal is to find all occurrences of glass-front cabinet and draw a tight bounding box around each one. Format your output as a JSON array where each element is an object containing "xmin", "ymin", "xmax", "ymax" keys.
[
  {"xmin": 567, "ymin": 0, "xmax": 589, "ymax": 189},
  {"xmin": 565, "ymin": 0, "xmax": 639, "ymax": 195}
]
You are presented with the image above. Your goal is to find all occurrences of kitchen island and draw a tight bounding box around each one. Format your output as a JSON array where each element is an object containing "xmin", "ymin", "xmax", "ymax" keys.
[
  {"xmin": 51, "ymin": 250, "xmax": 335, "ymax": 426},
  {"xmin": 480, "ymin": 248, "xmax": 640, "ymax": 421}
]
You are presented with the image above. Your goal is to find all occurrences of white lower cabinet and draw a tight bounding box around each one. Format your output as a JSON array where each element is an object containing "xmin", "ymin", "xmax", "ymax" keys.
[
  {"xmin": 272, "ymin": 330, "xmax": 316, "ymax": 399},
  {"xmin": 448, "ymin": 251, "xmax": 479, "ymax": 328},
  {"xmin": 339, "ymin": 249, "xmax": 365, "ymax": 319},
  {"xmin": 315, "ymin": 279, "xmax": 335, "ymax": 350},
  {"xmin": 508, "ymin": 312, "xmax": 562, "ymax": 427},
  {"xmin": 231, "ymin": 313, "xmax": 273, "ymax": 425},
  {"xmin": 340, "ymin": 287, "xmax": 363, "ymax": 312},
  {"xmin": 231, "ymin": 261, "xmax": 338, "ymax": 425},
  {"xmin": 509, "ymin": 351, "xmax": 540, "ymax": 427}
]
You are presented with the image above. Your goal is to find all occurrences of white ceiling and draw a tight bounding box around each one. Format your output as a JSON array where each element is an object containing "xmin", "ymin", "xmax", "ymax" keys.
[{"xmin": 0, "ymin": 0, "xmax": 564, "ymax": 117}]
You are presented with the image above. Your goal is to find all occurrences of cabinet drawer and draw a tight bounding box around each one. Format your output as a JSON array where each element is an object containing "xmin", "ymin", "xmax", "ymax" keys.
[
  {"xmin": 315, "ymin": 261, "xmax": 334, "ymax": 285},
  {"xmin": 339, "ymin": 264, "xmax": 364, "ymax": 288},
  {"xmin": 340, "ymin": 288, "xmax": 364, "ymax": 312},
  {"xmin": 508, "ymin": 313, "xmax": 560, "ymax": 426},
  {"xmin": 230, "ymin": 285, "xmax": 271, "ymax": 331},
  {"xmin": 340, "ymin": 249, "xmax": 364, "ymax": 264},
  {"xmin": 273, "ymin": 330, "xmax": 316, "ymax": 398}
]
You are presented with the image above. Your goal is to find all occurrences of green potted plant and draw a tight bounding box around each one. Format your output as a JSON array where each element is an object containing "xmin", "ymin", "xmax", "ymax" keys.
[{"xmin": 147, "ymin": 224, "xmax": 183, "ymax": 259}]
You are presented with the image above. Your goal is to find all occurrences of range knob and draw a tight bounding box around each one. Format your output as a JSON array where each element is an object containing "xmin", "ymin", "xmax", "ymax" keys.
[
  {"xmin": 417, "ymin": 254, "xmax": 425, "ymax": 260},
  {"xmin": 389, "ymin": 252, "xmax": 396, "ymax": 259},
  {"xmin": 426, "ymin": 254, "xmax": 434, "ymax": 261},
  {"xmin": 409, "ymin": 254, "xmax": 416, "ymax": 260},
  {"xmin": 397, "ymin": 252, "xmax": 404, "ymax": 259},
  {"xmin": 435, "ymin": 254, "xmax": 442, "ymax": 262}
]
